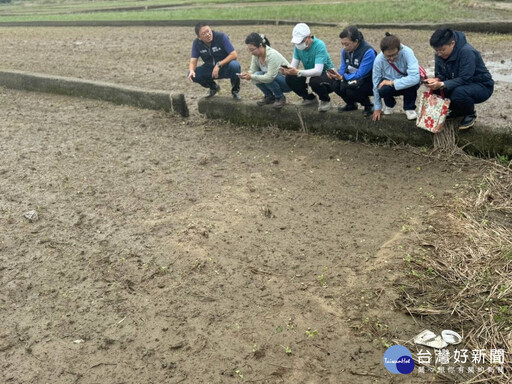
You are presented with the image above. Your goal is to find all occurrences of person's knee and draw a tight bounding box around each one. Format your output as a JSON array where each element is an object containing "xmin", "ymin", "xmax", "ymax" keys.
[
  {"xmin": 285, "ymin": 75, "xmax": 298, "ymax": 87},
  {"xmin": 450, "ymin": 86, "xmax": 474, "ymax": 104},
  {"xmin": 309, "ymin": 76, "xmax": 322, "ymax": 88},
  {"xmin": 378, "ymin": 85, "xmax": 394, "ymax": 98},
  {"xmin": 225, "ymin": 60, "xmax": 241, "ymax": 74}
]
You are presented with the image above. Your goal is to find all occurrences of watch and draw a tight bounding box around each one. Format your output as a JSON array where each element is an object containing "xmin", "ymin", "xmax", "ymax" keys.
[
  {"xmin": 297, "ymin": 70, "xmax": 303, "ymax": 77},
  {"xmin": 216, "ymin": 62, "xmax": 222, "ymax": 68}
]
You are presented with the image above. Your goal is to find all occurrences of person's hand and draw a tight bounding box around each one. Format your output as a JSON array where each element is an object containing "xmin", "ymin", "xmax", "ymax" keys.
[
  {"xmin": 424, "ymin": 78, "xmax": 443, "ymax": 90},
  {"xmin": 327, "ymin": 70, "xmax": 343, "ymax": 80},
  {"xmin": 281, "ymin": 66, "xmax": 299, "ymax": 76},
  {"xmin": 187, "ymin": 70, "xmax": 196, "ymax": 83},
  {"xmin": 212, "ymin": 65, "xmax": 220, "ymax": 79},
  {"xmin": 372, "ymin": 110, "xmax": 382, "ymax": 121},
  {"xmin": 378, "ymin": 80, "xmax": 394, "ymax": 89},
  {"xmin": 239, "ymin": 72, "xmax": 251, "ymax": 80}
]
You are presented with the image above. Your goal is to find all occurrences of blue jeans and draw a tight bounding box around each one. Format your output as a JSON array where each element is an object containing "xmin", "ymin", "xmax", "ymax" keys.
[
  {"xmin": 378, "ymin": 83, "xmax": 420, "ymax": 111},
  {"xmin": 254, "ymin": 72, "xmax": 291, "ymax": 99},
  {"xmin": 189, "ymin": 60, "xmax": 241, "ymax": 93}
]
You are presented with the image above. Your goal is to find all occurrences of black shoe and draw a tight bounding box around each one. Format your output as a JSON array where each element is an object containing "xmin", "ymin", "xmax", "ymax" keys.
[
  {"xmin": 459, "ymin": 113, "xmax": 477, "ymax": 130},
  {"xmin": 232, "ymin": 91, "xmax": 241, "ymax": 101},
  {"xmin": 206, "ymin": 84, "xmax": 220, "ymax": 98},
  {"xmin": 337, "ymin": 104, "xmax": 357, "ymax": 113},
  {"xmin": 362, "ymin": 105, "xmax": 373, "ymax": 117}
]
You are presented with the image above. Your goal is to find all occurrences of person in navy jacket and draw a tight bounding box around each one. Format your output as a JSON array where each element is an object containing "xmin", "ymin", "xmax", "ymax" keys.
[
  {"xmin": 327, "ymin": 26, "xmax": 376, "ymax": 117},
  {"xmin": 188, "ymin": 22, "xmax": 242, "ymax": 99},
  {"xmin": 425, "ymin": 29, "xmax": 494, "ymax": 130}
]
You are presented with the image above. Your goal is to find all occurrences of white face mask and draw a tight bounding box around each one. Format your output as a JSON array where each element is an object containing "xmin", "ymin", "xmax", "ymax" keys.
[{"xmin": 296, "ymin": 41, "xmax": 307, "ymax": 51}]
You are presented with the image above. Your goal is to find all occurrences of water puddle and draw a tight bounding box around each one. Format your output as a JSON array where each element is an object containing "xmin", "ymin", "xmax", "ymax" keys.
[{"xmin": 485, "ymin": 59, "xmax": 512, "ymax": 83}]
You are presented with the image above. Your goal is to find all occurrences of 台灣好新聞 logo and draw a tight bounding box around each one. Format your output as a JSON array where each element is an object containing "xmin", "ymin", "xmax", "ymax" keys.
[{"xmin": 383, "ymin": 345, "xmax": 415, "ymax": 374}]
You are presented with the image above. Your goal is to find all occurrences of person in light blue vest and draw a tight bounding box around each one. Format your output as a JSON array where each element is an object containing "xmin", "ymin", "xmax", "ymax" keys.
[
  {"xmin": 372, "ymin": 33, "xmax": 421, "ymax": 122},
  {"xmin": 187, "ymin": 22, "xmax": 242, "ymax": 100}
]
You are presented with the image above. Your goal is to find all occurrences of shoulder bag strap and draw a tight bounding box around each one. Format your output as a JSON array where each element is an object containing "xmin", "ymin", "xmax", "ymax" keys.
[{"xmin": 388, "ymin": 61, "xmax": 406, "ymax": 76}]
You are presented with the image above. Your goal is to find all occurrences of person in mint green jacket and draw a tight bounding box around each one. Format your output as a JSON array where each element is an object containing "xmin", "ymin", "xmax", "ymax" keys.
[
  {"xmin": 239, "ymin": 33, "xmax": 291, "ymax": 109},
  {"xmin": 372, "ymin": 32, "xmax": 421, "ymax": 122}
]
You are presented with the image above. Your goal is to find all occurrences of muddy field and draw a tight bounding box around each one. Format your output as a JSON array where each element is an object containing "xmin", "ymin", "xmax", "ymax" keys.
[{"xmin": 0, "ymin": 26, "xmax": 510, "ymax": 383}]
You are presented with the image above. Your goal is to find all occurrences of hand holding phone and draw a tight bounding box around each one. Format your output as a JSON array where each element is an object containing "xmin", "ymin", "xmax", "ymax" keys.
[{"xmin": 280, "ymin": 64, "xmax": 290, "ymax": 69}]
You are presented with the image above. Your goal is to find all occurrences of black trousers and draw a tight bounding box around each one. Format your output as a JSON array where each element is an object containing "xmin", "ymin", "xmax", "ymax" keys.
[
  {"xmin": 436, "ymin": 83, "xmax": 493, "ymax": 116},
  {"xmin": 332, "ymin": 76, "xmax": 373, "ymax": 107},
  {"xmin": 285, "ymin": 73, "xmax": 335, "ymax": 102}
]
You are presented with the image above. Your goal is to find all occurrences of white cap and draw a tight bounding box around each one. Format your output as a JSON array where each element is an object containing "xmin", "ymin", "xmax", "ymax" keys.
[{"xmin": 291, "ymin": 23, "xmax": 311, "ymax": 44}]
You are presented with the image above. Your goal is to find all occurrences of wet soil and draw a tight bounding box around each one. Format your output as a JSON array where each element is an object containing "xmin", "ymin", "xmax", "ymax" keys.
[{"xmin": 0, "ymin": 25, "xmax": 507, "ymax": 383}]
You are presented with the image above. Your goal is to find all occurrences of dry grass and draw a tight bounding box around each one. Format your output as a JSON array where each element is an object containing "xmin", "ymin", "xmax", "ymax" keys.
[{"xmin": 398, "ymin": 158, "xmax": 512, "ymax": 383}]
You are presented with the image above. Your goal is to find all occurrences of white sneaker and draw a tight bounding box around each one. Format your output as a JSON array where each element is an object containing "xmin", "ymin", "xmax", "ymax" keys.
[
  {"xmin": 318, "ymin": 100, "xmax": 331, "ymax": 112},
  {"xmin": 405, "ymin": 110, "xmax": 418, "ymax": 121},
  {"xmin": 383, "ymin": 105, "xmax": 394, "ymax": 115}
]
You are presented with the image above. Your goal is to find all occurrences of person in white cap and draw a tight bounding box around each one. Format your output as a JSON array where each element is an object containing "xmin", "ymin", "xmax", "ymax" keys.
[{"xmin": 280, "ymin": 23, "xmax": 336, "ymax": 112}]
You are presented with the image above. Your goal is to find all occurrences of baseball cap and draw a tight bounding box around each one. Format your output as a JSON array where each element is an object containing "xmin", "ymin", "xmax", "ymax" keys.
[{"xmin": 291, "ymin": 23, "xmax": 311, "ymax": 44}]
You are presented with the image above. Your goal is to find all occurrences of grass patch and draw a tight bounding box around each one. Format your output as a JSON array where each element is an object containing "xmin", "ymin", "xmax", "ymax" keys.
[
  {"xmin": 398, "ymin": 160, "xmax": 512, "ymax": 382},
  {"xmin": 0, "ymin": 0, "xmax": 285, "ymax": 15},
  {"xmin": 0, "ymin": 0, "xmax": 510, "ymax": 23}
]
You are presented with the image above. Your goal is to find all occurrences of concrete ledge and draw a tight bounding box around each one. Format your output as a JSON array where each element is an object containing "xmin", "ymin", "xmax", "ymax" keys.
[
  {"xmin": 0, "ymin": 20, "xmax": 510, "ymax": 34},
  {"xmin": 0, "ymin": 69, "xmax": 188, "ymax": 117},
  {"xmin": 198, "ymin": 97, "xmax": 512, "ymax": 157}
]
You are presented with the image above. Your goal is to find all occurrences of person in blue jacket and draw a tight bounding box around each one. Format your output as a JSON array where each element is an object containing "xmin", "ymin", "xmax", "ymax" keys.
[
  {"xmin": 372, "ymin": 33, "xmax": 421, "ymax": 122},
  {"xmin": 187, "ymin": 22, "xmax": 242, "ymax": 99},
  {"xmin": 327, "ymin": 26, "xmax": 376, "ymax": 117},
  {"xmin": 425, "ymin": 29, "xmax": 494, "ymax": 130}
]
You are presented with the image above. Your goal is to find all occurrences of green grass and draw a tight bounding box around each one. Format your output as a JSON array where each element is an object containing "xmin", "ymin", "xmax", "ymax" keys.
[
  {"xmin": 0, "ymin": 0, "xmax": 287, "ymax": 15},
  {"xmin": 0, "ymin": 0, "xmax": 510, "ymax": 23}
]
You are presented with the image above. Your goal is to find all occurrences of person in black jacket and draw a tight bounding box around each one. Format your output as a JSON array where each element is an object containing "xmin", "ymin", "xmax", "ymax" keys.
[
  {"xmin": 187, "ymin": 22, "xmax": 242, "ymax": 99},
  {"xmin": 327, "ymin": 26, "xmax": 376, "ymax": 117},
  {"xmin": 425, "ymin": 29, "xmax": 494, "ymax": 130}
]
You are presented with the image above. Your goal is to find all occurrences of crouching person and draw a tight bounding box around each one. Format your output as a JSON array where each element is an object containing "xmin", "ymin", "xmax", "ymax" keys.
[
  {"xmin": 239, "ymin": 33, "xmax": 291, "ymax": 109},
  {"xmin": 328, "ymin": 26, "xmax": 376, "ymax": 117},
  {"xmin": 372, "ymin": 33, "xmax": 421, "ymax": 121},
  {"xmin": 425, "ymin": 28, "xmax": 494, "ymax": 130},
  {"xmin": 187, "ymin": 22, "xmax": 242, "ymax": 100},
  {"xmin": 281, "ymin": 23, "xmax": 336, "ymax": 112}
]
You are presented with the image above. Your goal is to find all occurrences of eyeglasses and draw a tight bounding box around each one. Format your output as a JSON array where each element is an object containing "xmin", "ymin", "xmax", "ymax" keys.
[{"xmin": 384, "ymin": 51, "xmax": 399, "ymax": 60}]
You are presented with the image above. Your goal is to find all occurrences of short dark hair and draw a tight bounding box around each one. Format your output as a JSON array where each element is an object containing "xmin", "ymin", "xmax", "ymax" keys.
[
  {"xmin": 194, "ymin": 22, "xmax": 209, "ymax": 36},
  {"xmin": 430, "ymin": 28, "xmax": 455, "ymax": 48},
  {"xmin": 380, "ymin": 32, "xmax": 401, "ymax": 52},
  {"xmin": 339, "ymin": 25, "xmax": 363, "ymax": 42},
  {"xmin": 245, "ymin": 32, "xmax": 271, "ymax": 47}
]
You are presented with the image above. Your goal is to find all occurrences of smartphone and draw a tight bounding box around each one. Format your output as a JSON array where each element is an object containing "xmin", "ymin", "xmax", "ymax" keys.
[
  {"xmin": 327, "ymin": 68, "xmax": 337, "ymax": 74},
  {"xmin": 280, "ymin": 65, "xmax": 290, "ymax": 69},
  {"xmin": 236, "ymin": 73, "xmax": 242, "ymax": 76},
  {"xmin": 420, "ymin": 79, "xmax": 428, "ymax": 84}
]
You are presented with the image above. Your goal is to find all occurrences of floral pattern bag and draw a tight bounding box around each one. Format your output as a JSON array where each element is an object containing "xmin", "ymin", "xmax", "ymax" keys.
[{"xmin": 416, "ymin": 90, "xmax": 451, "ymax": 133}]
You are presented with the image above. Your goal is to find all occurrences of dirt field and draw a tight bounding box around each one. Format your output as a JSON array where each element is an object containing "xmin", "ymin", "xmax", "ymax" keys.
[
  {"xmin": 0, "ymin": 26, "xmax": 510, "ymax": 383},
  {"xmin": 0, "ymin": 25, "xmax": 510, "ymax": 124}
]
